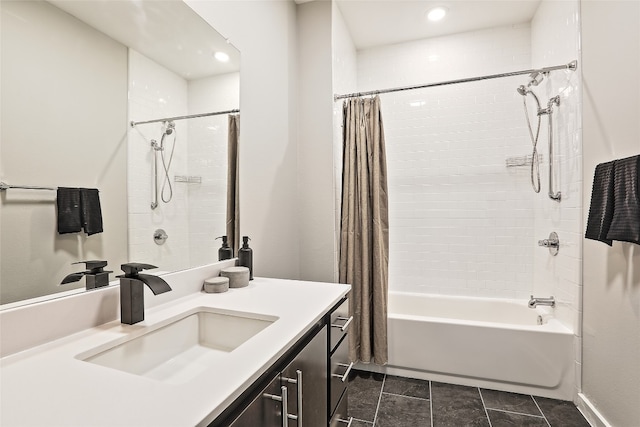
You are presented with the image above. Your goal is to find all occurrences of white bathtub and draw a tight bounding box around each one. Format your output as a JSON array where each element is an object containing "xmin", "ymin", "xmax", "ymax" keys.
[{"xmin": 365, "ymin": 292, "xmax": 575, "ymax": 400}]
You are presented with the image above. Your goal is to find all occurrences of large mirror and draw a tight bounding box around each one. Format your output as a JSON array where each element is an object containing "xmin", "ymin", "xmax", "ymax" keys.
[{"xmin": 0, "ymin": 0, "xmax": 240, "ymax": 307}]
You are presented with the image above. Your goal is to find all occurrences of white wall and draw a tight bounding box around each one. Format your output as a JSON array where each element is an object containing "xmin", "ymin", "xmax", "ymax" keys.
[
  {"xmin": 580, "ymin": 1, "xmax": 640, "ymax": 425},
  {"xmin": 331, "ymin": 3, "xmax": 358, "ymax": 282},
  {"xmin": 186, "ymin": 0, "xmax": 300, "ymax": 280},
  {"xmin": 0, "ymin": 0, "xmax": 128, "ymax": 304},
  {"xmin": 357, "ymin": 25, "xmax": 536, "ymax": 299},
  {"xmin": 297, "ymin": 1, "xmax": 336, "ymax": 283}
]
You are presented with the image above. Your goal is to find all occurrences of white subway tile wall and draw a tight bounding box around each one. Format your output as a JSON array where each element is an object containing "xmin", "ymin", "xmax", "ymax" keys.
[{"xmin": 358, "ymin": 25, "xmax": 537, "ymax": 299}]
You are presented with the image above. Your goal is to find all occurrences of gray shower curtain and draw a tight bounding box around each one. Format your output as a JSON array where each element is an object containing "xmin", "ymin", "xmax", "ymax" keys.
[
  {"xmin": 339, "ymin": 96, "xmax": 389, "ymax": 365},
  {"xmin": 227, "ymin": 114, "xmax": 240, "ymax": 255}
]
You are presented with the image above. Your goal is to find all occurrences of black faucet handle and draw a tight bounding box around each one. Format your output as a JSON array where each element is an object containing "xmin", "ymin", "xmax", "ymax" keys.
[
  {"xmin": 120, "ymin": 263, "xmax": 158, "ymax": 277},
  {"xmin": 72, "ymin": 260, "xmax": 109, "ymax": 273}
]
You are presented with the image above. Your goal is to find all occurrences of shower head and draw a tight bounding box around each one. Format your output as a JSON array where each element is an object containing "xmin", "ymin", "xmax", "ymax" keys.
[
  {"xmin": 517, "ymin": 85, "xmax": 528, "ymax": 96},
  {"xmin": 528, "ymin": 71, "xmax": 545, "ymax": 87},
  {"xmin": 163, "ymin": 121, "xmax": 175, "ymax": 136}
]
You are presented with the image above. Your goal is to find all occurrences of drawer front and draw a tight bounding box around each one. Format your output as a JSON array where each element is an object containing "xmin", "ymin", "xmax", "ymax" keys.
[
  {"xmin": 330, "ymin": 298, "xmax": 351, "ymax": 353},
  {"xmin": 329, "ymin": 389, "xmax": 352, "ymax": 427},
  {"xmin": 330, "ymin": 331, "xmax": 352, "ymax": 413}
]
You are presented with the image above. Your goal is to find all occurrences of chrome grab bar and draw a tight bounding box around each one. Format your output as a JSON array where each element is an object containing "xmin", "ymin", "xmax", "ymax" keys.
[
  {"xmin": 332, "ymin": 362, "xmax": 355, "ymax": 383},
  {"xmin": 546, "ymin": 96, "xmax": 561, "ymax": 201},
  {"xmin": 331, "ymin": 316, "xmax": 353, "ymax": 332}
]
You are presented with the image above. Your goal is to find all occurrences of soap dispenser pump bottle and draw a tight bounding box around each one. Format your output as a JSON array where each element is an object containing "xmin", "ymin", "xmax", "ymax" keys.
[
  {"xmin": 216, "ymin": 236, "xmax": 234, "ymax": 261},
  {"xmin": 238, "ymin": 236, "xmax": 253, "ymax": 280}
]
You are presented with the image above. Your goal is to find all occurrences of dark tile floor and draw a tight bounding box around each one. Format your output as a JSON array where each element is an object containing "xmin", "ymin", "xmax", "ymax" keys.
[{"xmin": 348, "ymin": 370, "xmax": 592, "ymax": 427}]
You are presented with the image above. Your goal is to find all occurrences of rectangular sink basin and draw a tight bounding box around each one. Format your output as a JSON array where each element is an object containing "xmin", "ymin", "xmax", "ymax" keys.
[{"xmin": 78, "ymin": 307, "xmax": 278, "ymax": 384}]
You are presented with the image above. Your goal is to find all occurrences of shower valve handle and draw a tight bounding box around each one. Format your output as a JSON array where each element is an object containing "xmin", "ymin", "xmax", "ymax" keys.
[{"xmin": 538, "ymin": 232, "xmax": 559, "ymax": 256}]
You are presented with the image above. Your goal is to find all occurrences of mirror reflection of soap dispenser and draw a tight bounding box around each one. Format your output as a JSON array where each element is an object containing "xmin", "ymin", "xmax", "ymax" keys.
[
  {"xmin": 216, "ymin": 236, "xmax": 234, "ymax": 261},
  {"xmin": 238, "ymin": 236, "xmax": 253, "ymax": 280}
]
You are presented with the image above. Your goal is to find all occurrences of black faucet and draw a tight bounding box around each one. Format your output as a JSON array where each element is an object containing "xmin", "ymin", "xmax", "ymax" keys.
[
  {"xmin": 118, "ymin": 263, "xmax": 172, "ymax": 325},
  {"xmin": 61, "ymin": 260, "xmax": 112, "ymax": 290}
]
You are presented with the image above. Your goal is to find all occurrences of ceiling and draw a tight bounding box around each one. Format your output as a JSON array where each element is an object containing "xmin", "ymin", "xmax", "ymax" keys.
[
  {"xmin": 334, "ymin": 0, "xmax": 541, "ymax": 49},
  {"xmin": 48, "ymin": 0, "xmax": 240, "ymax": 80}
]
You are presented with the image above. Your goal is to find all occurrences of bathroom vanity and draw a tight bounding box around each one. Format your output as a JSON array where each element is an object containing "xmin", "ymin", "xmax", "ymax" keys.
[{"xmin": 0, "ymin": 263, "xmax": 351, "ymax": 426}]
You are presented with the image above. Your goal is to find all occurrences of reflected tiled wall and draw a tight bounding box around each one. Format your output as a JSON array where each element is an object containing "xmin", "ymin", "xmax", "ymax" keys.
[
  {"xmin": 127, "ymin": 51, "xmax": 239, "ymax": 271},
  {"xmin": 128, "ymin": 50, "xmax": 190, "ymax": 271}
]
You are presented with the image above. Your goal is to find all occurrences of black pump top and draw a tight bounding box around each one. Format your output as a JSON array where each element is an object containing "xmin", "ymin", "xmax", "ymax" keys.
[
  {"xmin": 242, "ymin": 236, "xmax": 251, "ymax": 248},
  {"xmin": 216, "ymin": 236, "xmax": 230, "ymax": 247}
]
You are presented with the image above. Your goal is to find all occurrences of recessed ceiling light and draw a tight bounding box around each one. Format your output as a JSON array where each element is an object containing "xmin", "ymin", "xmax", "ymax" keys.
[
  {"xmin": 427, "ymin": 6, "xmax": 447, "ymax": 22},
  {"xmin": 214, "ymin": 51, "xmax": 230, "ymax": 62}
]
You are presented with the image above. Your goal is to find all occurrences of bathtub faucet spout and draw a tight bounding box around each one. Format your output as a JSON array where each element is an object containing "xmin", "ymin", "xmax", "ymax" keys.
[{"xmin": 528, "ymin": 295, "xmax": 555, "ymax": 309}]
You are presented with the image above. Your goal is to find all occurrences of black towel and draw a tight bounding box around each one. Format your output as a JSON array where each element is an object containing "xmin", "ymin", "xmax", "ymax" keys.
[
  {"xmin": 57, "ymin": 187, "xmax": 82, "ymax": 234},
  {"xmin": 79, "ymin": 188, "xmax": 103, "ymax": 236},
  {"xmin": 606, "ymin": 155, "xmax": 640, "ymax": 245},
  {"xmin": 585, "ymin": 161, "xmax": 615, "ymax": 245}
]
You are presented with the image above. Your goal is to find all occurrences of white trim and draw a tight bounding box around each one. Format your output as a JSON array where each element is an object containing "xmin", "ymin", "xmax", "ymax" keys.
[{"xmin": 577, "ymin": 393, "xmax": 611, "ymax": 427}]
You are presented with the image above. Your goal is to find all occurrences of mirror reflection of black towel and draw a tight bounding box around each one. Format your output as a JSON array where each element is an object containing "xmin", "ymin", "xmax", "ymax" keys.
[
  {"xmin": 79, "ymin": 188, "xmax": 103, "ymax": 235},
  {"xmin": 57, "ymin": 187, "xmax": 82, "ymax": 234},
  {"xmin": 586, "ymin": 155, "xmax": 640, "ymax": 245},
  {"xmin": 56, "ymin": 188, "xmax": 103, "ymax": 235}
]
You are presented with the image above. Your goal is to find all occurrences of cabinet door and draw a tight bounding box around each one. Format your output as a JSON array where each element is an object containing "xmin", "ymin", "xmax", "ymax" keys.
[
  {"xmin": 281, "ymin": 324, "xmax": 328, "ymax": 427},
  {"xmin": 229, "ymin": 373, "xmax": 283, "ymax": 427}
]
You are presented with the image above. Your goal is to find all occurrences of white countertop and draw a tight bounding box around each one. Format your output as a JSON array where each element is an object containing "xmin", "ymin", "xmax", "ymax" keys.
[{"xmin": 1, "ymin": 277, "xmax": 350, "ymax": 426}]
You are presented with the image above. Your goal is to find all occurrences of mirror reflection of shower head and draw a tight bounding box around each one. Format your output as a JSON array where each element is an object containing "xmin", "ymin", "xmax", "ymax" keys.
[{"xmin": 162, "ymin": 121, "xmax": 175, "ymax": 136}]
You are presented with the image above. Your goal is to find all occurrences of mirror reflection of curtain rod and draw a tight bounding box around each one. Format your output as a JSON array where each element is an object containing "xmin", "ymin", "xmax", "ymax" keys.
[
  {"xmin": 333, "ymin": 60, "xmax": 577, "ymax": 101},
  {"xmin": 130, "ymin": 108, "xmax": 240, "ymax": 128}
]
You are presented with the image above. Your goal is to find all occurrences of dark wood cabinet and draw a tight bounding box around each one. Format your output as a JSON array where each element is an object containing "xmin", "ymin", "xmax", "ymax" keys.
[{"xmin": 212, "ymin": 295, "xmax": 351, "ymax": 427}]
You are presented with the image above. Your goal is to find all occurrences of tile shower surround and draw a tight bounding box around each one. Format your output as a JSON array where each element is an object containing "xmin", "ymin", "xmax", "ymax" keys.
[
  {"xmin": 348, "ymin": 370, "xmax": 590, "ymax": 427},
  {"xmin": 357, "ymin": 25, "xmax": 537, "ymax": 300}
]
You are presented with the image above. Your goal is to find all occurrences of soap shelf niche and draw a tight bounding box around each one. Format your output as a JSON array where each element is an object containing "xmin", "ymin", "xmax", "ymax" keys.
[{"xmin": 174, "ymin": 176, "xmax": 202, "ymax": 184}]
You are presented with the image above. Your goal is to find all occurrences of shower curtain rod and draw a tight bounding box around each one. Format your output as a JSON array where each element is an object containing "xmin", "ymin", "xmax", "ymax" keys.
[
  {"xmin": 333, "ymin": 60, "xmax": 577, "ymax": 101},
  {"xmin": 130, "ymin": 108, "xmax": 240, "ymax": 127}
]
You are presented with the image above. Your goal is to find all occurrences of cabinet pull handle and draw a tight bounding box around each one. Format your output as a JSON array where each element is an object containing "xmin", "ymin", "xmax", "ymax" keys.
[
  {"xmin": 332, "ymin": 361, "xmax": 354, "ymax": 383},
  {"xmin": 295, "ymin": 370, "xmax": 303, "ymax": 426},
  {"xmin": 263, "ymin": 386, "xmax": 291, "ymax": 427},
  {"xmin": 331, "ymin": 316, "xmax": 353, "ymax": 332},
  {"xmin": 337, "ymin": 417, "xmax": 354, "ymax": 427},
  {"xmin": 282, "ymin": 370, "xmax": 303, "ymax": 425}
]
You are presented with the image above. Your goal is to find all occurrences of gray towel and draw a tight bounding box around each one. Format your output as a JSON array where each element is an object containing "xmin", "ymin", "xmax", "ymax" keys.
[
  {"xmin": 606, "ymin": 155, "xmax": 640, "ymax": 245},
  {"xmin": 585, "ymin": 161, "xmax": 615, "ymax": 245},
  {"xmin": 80, "ymin": 188, "xmax": 103, "ymax": 235},
  {"xmin": 586, "ymin": 155, "xmax": 640, "ymax": 246},
  {"xmin": 57, "ymin": 188, "xmax": 82, "ymax": 234}
]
